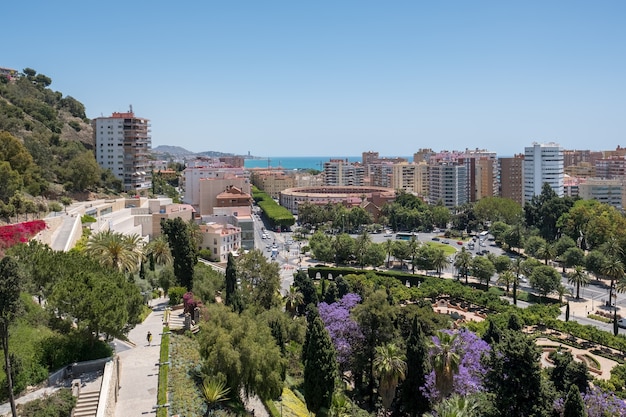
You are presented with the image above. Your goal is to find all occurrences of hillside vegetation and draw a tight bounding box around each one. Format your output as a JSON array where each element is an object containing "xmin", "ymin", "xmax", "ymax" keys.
[{"xmin": 0, "ymin": 68, "xmax": 122, "ymax": 221}]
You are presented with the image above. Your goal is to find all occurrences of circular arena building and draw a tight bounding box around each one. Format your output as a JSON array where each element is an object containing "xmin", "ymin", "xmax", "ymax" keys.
[{"xmin": 279, "ymin": 186, "xmax": 396, "ymax": 216}]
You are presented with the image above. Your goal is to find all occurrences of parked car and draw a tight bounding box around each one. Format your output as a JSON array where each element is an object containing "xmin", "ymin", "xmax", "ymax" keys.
[
  {"xmin": 618, "ymin": 318, "xmax": 626, "ymax": 329},
  {"xmin": 442, "ymin": 240, "xmax": 450, "ymax": 244},
  {"xmin": 432, "ymin": 237, "xmax": 441, "ymax": 241},
  {"xmin": 456, "ymin": 241, "xmax": 463, "ymax": 245}
]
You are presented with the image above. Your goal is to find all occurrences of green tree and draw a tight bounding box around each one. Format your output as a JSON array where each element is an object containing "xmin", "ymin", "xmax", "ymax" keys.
[
  {"xmin": 309, "ymin": 231, "xmax": 335, "ymax": 263},
  {"xmin": 384, "ymin": 238, "xmax": 394, "ymax": 268},
  {"xmin": 238, "ymin": 249, "xmax": 281, "ymax": 310},
  {"xmin": 497, "ymin": 270, "xmax": 516, "ymax": 296},
  {"xmin": 602, "ymin": 257, "xmax": 624, "ymax": 311},
  {"xmin": 563, "ymin": 385, "xmax": 587, "ymax": 417},
  {"xmin": 373, "ymin": 343, "xmax": 406, "ymax": 410},
  {"xmin": 354, "ymin": 230, "xmax": 372, "ymax": 269},
  {"xmin": 353, "ymin": 290, "xmax": 398, "ymax": 403},
  {"xmin": 333, "ymin": 233, "xmax": 355, "ymax": 266},
  {"xmin": 303, "ymin": 316, "xmax": 336, "ymax": 416},
  {"xmin": 65, "ymin": 151, "xmax": 100, "ymax": 191},
  {"xmin": 161, "ymin": 218, "xmax": 198, "ymax": 291},
  {"xmin": 454, "ymin": 247, "xmax": 472, "ymax": 283},
  {"xmin": 401, "ymin": 316, "xmax": 430, "ymax": 417},
  {"xmin": 484, "ymin": 330, "xmax": 550, "ymax": 417},
  {"xmin": 524, "ymin": 235, "xmax": 547, "ymax": 258},
  {"xmin": 224, "ymin": 252, "xmax": 243, "ymax": 312},
  {"xmin": 0, "ymin": 257, "xmax": 22, "ymax": 417},
  {"xmin": 530, "ymin": 265, "xmax": 561, "ymax": 302},
  {"xmin": 471, "ymin": 256, "xmax": 496, "ymax": 289}
]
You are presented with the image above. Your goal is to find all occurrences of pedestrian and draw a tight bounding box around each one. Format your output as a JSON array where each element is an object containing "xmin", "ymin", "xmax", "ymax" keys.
[{"xmin": 147, "ymin": 331, "xmax": 152, "ymax": 346}]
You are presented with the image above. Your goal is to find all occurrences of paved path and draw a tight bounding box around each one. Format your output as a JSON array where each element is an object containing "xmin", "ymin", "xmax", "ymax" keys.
[{"xmin": 114, "ymin": 297, "xmax": 169, "ymax": 417}]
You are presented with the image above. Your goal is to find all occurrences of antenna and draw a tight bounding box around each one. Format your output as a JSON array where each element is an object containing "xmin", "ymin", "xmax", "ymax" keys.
[{"xmin": 129, "ymin": 104, "xmax": 133, "ymax": 113}]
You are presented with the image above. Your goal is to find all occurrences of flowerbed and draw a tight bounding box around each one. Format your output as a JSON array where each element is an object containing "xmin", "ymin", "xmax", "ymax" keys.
[{"xmin": 0, "ymin": 220, "xmax": 46, "ymax": 250}]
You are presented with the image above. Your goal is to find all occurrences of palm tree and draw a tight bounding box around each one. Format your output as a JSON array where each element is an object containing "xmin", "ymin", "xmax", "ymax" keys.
[
  {"xmin": 428, "ymin": 331, "xmax": 460, "ymax": 400},
  {"xmin": 355, "ymin": 230, "xmax": 371, "ymax": 269},
  {"xmin": 86, "ymin": 230, "xmax": 143, "ymax": 273},
  {"xmin": 432, "ymin": 248, "xmax": 451, "ymax": 278},
  {"xmin": 454, "ymin": 247, "xmax": 472, "ymax": 283},
  {"xmin": 384, "ymin": 238, "xmax": 394, "ymax": 269},
  {"xmin": 567, "ymin": 265, "xmax": 590, "ymax": 300},
  {"xmin": 373, "ymin": 343, "xmax": 407, "ymax": 410},
  {"xmin": 536, "ymin": 242, "xmax": 556, "ymax": 265},
  {"xmin": 510, "ymin": 257, "xmax": 524, "ymax": 305},
  {"xmin": 284, "ymin": 286, "xmax": 304, "ymax": 317},
  {"xmin": 554, "ymin": 283, "xmax": 571, "ymax": 304},
  {"xmin": 602, "ymin": 257, "xmax": 624, "ymax": 310},
  {"xmin": 497, "ymin": 270, "xmax": 516, "ymax": 296},
  {"xmin": 144, "ymin": 235, "xmax": 173, "ymax": 266},
  {"xmin": 423, "ymin": 394, "xmax": 479, "ymax": 417},
  {"xmin": 408, "ymin": 236, "xmax": 420, "ymax": 274}
]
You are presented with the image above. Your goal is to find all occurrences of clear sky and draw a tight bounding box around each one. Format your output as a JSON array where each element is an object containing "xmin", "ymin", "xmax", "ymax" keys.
[{"xmin": 4, "ymin": 1, "xmax": 626, "ymax": 157}]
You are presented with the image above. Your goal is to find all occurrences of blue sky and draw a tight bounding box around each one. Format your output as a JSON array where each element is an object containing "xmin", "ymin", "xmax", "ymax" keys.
[{"xmin": 4, "ymin": 1, "xmax": 626, "ymax": 157}]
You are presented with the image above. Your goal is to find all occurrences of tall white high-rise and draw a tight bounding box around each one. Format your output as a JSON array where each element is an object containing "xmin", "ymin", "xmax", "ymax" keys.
[
  {"xmin": 93, "ymin": 110, "xmax": 152, "ymax": 191},
  {"xmin": 523, "ymin": 142, "xmax": 564, "ymax": 203}
]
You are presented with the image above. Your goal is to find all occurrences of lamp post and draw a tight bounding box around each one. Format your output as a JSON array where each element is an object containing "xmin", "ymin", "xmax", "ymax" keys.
[{"xmin": 278, "ymin": 396, "xmax": 283, "ymax": 417}]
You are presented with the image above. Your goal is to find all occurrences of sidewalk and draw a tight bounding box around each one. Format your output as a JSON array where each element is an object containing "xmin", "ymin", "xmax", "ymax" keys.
[{"xmin": 114, "ymin": 297, "xmax": 169, "ymax": 417}]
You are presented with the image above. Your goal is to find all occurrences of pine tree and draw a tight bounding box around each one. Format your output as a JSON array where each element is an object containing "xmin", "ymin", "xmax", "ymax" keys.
[
  {"xmin": 400, "ymin": 316, "xmax": 430, "ymax": 416},
  {"xmin": 563, "ymin": 385, "xmax": 587, "ymax": 417},
  {"xmin": 303, "ymin": 316, "xmax": 336, "ymax": 416}
]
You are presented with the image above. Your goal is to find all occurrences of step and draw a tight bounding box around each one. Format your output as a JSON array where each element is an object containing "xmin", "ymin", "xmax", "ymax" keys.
[
  {"xmin": 76, "ymin": 398, "xmax": 99, "ymax": 407},
  {"xmin": 74, "ymin": 409, "xmax": 98, "ymax": 417}
]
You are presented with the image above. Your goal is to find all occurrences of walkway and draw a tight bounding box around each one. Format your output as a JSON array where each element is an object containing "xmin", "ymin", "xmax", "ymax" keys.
[{"xmin": 114, "ymin": 297, "xmax": 169, "ymax": 417}]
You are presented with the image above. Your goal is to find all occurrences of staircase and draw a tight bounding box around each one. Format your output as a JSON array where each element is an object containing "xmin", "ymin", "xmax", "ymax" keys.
[
  {"xmin": 168, "ymin": 312, "xmax": 185, "ymax": 330},
  {"xmin": 72, "ymin": 390, "xmax": 100, "ymax": 417}
]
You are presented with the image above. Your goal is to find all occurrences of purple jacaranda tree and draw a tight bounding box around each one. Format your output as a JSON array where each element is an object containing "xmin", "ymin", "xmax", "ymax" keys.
[
  {"xmin": 422, "ymin": 328, "xmax": 491, "ymax": 401},
  {"xmin": 318, "ymin": 293, "xmax": 364, "ymax": 371},
  {"xmin": 554, "ymin": 386, "xmax": 626, "ymax": 417}
]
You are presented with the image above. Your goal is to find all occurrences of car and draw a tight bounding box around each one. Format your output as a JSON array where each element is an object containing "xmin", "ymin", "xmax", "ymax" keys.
[
  {"xmin": 457, "ymin": 241, "xmax": 463, "ymax": 245},
  {"xmin": 432, "ymin": 237, "xmax": 440, "ymax": 241},
  {"xmin": 442, "ymin": 240, "xmax": 450, "ymax": 244},
  {"xmin": 618, "ymin": 318, "xmax": 626, "ymax": 329},
  {"xmin": 519, "ymin": 275, "xmax": 528, "ymax": 283}
]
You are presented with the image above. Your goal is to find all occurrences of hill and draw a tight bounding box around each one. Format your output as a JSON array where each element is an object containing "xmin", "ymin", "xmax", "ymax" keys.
[{"xmin": 0, "ymin": 68, "xmax": 121, "ymax": 218}]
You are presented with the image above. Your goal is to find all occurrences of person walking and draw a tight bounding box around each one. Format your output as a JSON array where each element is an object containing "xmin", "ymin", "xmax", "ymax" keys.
[{"xmin": 147, "ymin": 331, "xmax": 152, "ymax": 346}]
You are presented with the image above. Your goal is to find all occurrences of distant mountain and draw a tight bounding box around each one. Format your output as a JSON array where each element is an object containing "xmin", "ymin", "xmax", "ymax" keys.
[
  {"xmin": 151, "ymin": 145, "xmax": 195, "ymax": 157},
  {"xmin": 152, "ymin": 145, "xmax": 246, "ymax": 159}
]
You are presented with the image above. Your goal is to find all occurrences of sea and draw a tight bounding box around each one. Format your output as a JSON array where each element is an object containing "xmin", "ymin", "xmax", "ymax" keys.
[{"xmin": 244, "ymin": 156, "xmax": 362, "ymax": 170}]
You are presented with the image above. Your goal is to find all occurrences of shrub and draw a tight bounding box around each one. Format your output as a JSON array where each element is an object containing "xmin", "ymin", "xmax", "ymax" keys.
[
  {"xmin": 16, "ymin": 388, "xmax": 76, "ymax": 417},
  {"xmin": 168, "ymin": 287, "xmax": 187, "ymax": 305}
]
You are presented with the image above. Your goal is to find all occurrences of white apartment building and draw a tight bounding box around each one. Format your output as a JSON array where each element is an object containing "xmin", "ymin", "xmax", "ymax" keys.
[
  {"xmin": 93, "ymin": 110, "xmax": 152, "ymax": 191},
  {"xmin": 523, "ymin": 142, "xmax": 564, "ymax": 203},
  {"xmin": 428, "ymin": 163, "xmax": 468, "ymax": 208}
]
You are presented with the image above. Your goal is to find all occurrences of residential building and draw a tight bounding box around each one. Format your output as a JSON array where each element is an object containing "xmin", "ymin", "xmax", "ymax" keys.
[
  {"xmin": 499, "ymin": 155, "xmax": 524, "ymax": 205},
  {"xmin": 198, "ymin": 177, "xmax": 251, "ymax": 216},
  {"xmin": 391, "ymin": 162, "xmax": 429, "ymax": 197},
  {"xmin": 183, "ymin": 164, "xmax": 249, "ymax": 208},
  {"xmin": 323, "ymin": 159, "xmax": 366, "ymax": 186},
  {"xmin": 595, "ymin": 156, "xmax": 626, "ymax": 179},
  {"xmin": 579, "ymin": 178, "xmax": 625, "ymax": 210},
  {"xmin": 428, "ymin": 162, "xmax": 468, "ymax": 208},
  {"xmin": 523, "ymin": 142, "xmax": 564, "ymax": 203},
  {"xmin": 198, "ymin": 222, "xmax": 241, "ymax": 263},
  {"xmin": 93, "ymin": 109, "xmax": 152, "ymax": 191}
]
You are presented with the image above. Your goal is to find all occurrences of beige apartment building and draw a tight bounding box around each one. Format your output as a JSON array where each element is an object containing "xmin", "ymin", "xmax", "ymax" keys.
[{"xmin": 198, "ymin": 222, "xmax": 242, "ymax": 263}]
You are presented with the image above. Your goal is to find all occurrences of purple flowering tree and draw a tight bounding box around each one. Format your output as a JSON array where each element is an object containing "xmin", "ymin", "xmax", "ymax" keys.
[
  {"xmin": 422, "ymin": 328, "xmax": 491, "ymax": 401},
  {"xmin": 554, "ymin": 386, "xmax": 626, "ymax": 417},
  {"xmin": 318, "ymin": 293, "xmax": 364, "ymax": 372}
]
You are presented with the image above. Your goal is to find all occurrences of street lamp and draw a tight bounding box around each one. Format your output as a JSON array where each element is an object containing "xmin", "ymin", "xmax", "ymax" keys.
[{"xmin": 277, "ymin": 396, "xmax": 283, "ymax": 417}]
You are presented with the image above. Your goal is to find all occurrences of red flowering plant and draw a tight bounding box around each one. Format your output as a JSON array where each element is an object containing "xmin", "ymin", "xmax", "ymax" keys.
[{"xmin": 0, "ymin": 220, "xmax": 46, "ymax": 252}]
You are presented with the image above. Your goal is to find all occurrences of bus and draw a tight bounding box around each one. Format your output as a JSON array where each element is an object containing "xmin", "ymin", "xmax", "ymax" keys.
[
  {"xmin": 479, "ymin": 231, "xmax": 489, "ymax": 237},
  {"xmin": 396, "ymin": 232, "xmax": 418, "ymax": 241}
]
